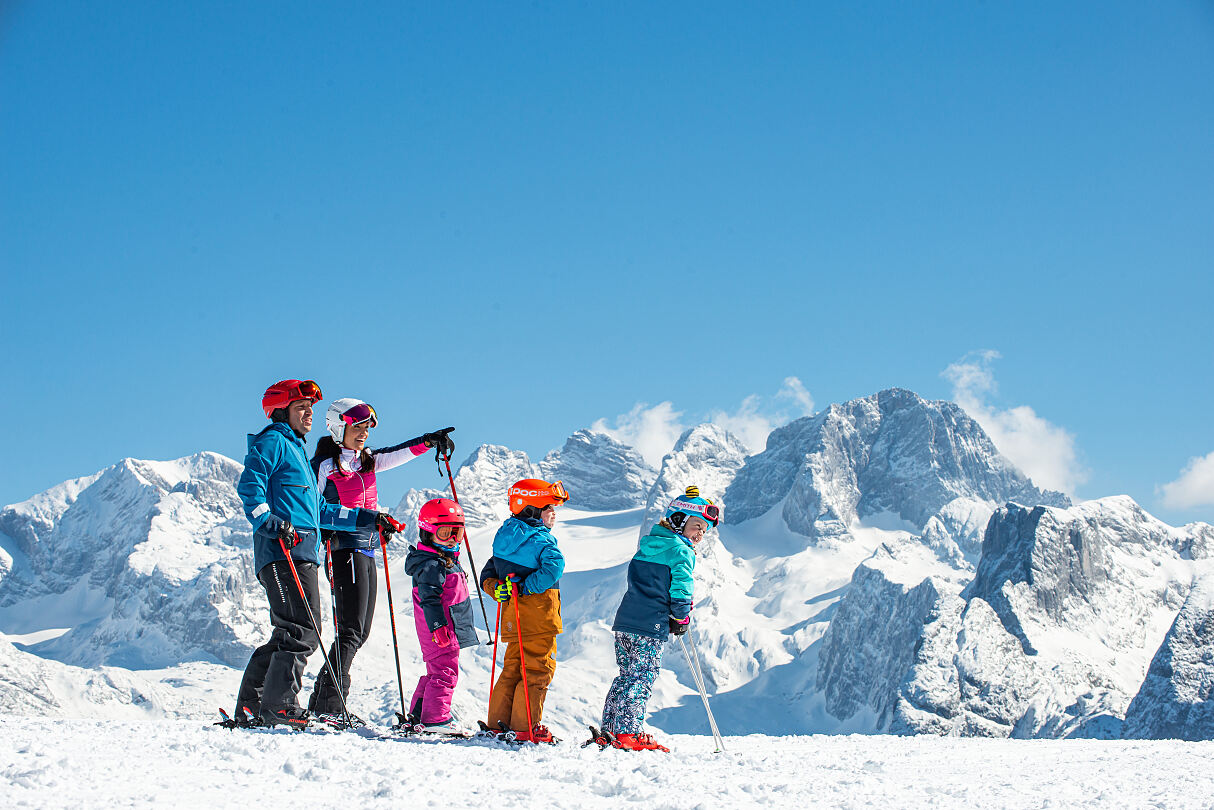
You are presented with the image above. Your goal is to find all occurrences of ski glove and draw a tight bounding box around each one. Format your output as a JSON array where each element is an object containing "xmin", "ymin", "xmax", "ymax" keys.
[
  {"xmin": 422, "ymin": 429, "xmax": 456, "ymax": 457},
  {"xmin": 359, "ymin": 512, "xmax": 403, "ymax": 539},
  {"xmin": 492, "ymin": 575, "xmax": 517, "ymax": 603},
  {"xmin": 432, "ymin": 625, "xmax": 453, "ymax": 647},
  {"xmin": 669, "ymin": 616, "xmax": 691, "ymax": 636},
  {"xmin": 264, "ymin": 514, "xmax": 296, "ymax": 545}
]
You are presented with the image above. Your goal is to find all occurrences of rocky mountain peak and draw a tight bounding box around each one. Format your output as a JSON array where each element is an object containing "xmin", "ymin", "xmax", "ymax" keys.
[
  {"xmin": 725, "ymin": 388, "xmax": 1069, "ymax": 543},
  {"xmin": 537, "ymin": 429, "xmax": 656, "ymax": 511}
]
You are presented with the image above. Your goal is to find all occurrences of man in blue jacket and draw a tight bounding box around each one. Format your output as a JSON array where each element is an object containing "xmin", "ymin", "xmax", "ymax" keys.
[{"xmin": 233, "ymin": 379, "xmax": 393, "ymax": 728}]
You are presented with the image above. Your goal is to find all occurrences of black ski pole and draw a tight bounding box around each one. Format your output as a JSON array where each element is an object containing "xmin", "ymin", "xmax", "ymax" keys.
[
  {"xmin": 277, "ymin": 531, "xmax": 356, "ymax": 725},
  {"xmin": 324, "ymin": 536, "xmax": 349, "ymax": 725},
  {"xmin": 436, "ymin": 435, "xmax": 492, "ymax": 642},
  {"xmin": 377, "ymin": 520, "xmax": 409, "ymax": 726}
]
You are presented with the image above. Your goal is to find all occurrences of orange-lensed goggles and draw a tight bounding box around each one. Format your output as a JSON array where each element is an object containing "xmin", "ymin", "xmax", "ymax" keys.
[
  {"xmin": 549, "ymin": 481, "xmax": 569, "ymax": 503},
  {"xmin": 434, "ymin": 525, "xmax": 465, "ymax": 542},
  {"xmin": 294, "ymin": 380, "xmax": 323, "ymax": 401}
]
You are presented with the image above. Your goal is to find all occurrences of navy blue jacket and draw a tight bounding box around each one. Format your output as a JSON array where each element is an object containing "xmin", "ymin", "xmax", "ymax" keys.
[
  {"xmin": 236, "ymin": 423, "xmax": 372, "ymax": 573},
  {"xmin": 612, "ymin": 524, "xmax": 696, "ymax": 640}
]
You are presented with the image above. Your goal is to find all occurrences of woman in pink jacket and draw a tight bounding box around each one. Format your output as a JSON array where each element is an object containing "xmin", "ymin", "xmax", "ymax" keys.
[
  {"xmin": 307, "ymin": 398, "xmax": 454, "ymax": 720},
  {"xmin": 402, "ymin": 497, "xmax": 479, "ymax": 734}
]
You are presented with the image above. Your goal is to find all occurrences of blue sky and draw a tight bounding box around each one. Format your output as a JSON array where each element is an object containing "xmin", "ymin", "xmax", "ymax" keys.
[{"xmin": 2, "ymin": 2, "xmax": 1211, "ymax": 523}]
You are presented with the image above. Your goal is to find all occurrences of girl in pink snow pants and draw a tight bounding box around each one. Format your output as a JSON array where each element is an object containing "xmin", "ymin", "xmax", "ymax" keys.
[{"xmin": 403, "ymin": 497, "xmax": 479, "ymax": 732}]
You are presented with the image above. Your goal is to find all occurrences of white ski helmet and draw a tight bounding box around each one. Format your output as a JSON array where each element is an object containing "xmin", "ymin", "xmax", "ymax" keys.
[{"xmin": 326, "ymin": 398, "xmax": 378, "ymax": 443}]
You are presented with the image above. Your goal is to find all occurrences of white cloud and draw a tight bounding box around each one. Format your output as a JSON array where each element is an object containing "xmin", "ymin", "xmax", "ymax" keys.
[
  {"xmin": 591, "ymin": 401, "xmax": 686, "ymax": 468},
  {"xmin": 942, "ymin": 351, "xmax": 1087, "ymax": 496},
  {"xmin": 1159, "ymin": 452, "xmax": 1214, "ymax": 510},
  {"xmin": 708, "ymin": 376, "xmax": 816, "ymax": 454},
  {"xmin": 776, "ymin": 376, "xmax": 815, "ymax": 415},
  {"xmin": 591, "ymin": 377, "xmax": 817, "ymax": 465}
]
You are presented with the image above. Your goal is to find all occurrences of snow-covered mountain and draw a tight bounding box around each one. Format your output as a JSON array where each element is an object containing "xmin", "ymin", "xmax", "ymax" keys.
[
  {"xmin": 395, "ymin": 430, "xmax": 654, "ymax": 527},
  {"xmin": 877, "ymin": 497, "xmax": 1211, "ymax": 738},
  {"xmin": 1123, "ymin": 573, "xmax": 1214, "ymax": 741},
  {"xmin": 726, "ymin": 388, "xmax": 1069, "ymax": 546},
  {"xmin": 3, "ymin": 388, "xmax": 1213, "ymax": 741},
  {"xmin": 0, "ymin": 453, "xmax": 263, "ymax": 670},
  {"xmin": 539, "ymin": 430, "xmax": 656, "ymax": 512}
]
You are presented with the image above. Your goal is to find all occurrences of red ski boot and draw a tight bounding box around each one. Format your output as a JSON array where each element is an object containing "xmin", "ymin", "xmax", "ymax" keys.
[{"xmin": 613, "ymin": 733, "xmax": 670, "ymax": 752}]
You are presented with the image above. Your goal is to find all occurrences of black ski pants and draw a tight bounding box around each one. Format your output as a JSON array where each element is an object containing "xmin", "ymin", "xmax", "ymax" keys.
[
  {"xmin": 309, "ymin": 548, "xmax": 378, "ymax": 714},
  {"xmin": 236, "ymin": 559, "xmax": 322, "ymax": 714}
]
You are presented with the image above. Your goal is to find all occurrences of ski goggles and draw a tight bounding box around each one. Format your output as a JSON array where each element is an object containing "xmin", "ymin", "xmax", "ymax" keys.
[
  {"xmin": 548, "ymin": 480, "xmax": 570, "ymax": 504},
  {"xmin": 434, "ymin": 525, "xmax": 465, "ymax": 542},
  {"xmin": 289, "ymin": 380, "xmax": 323, "ymax": 402},
  {"xmin": 340, "ymin": 402, "xmax": 377, "ymax": 428},
  {"xmin": 670, "ymin": 499, "xmax": 721, "ymax": 527}
]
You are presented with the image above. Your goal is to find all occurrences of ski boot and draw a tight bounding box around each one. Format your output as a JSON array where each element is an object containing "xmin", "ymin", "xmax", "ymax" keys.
[
  {"xmin": 613, "ymin": 732, "xmax": 670, "ymax": 752},
  {"xmin": 511, "ymin": 723, "xmax": 560, "ymax": 745},
  {"xmin": 260, "ymin": 705, "xmax": 310, "ymax": 729}
]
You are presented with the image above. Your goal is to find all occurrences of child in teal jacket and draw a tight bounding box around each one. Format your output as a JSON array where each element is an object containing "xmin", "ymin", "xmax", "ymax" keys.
[{"xmin": 598, "ymin": 486, "xmax": 720, "ymax": 751}]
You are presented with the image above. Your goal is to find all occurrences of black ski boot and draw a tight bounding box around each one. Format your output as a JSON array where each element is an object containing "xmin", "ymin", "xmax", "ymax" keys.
[{"xmin": 260, "ymin": 705, "xmax": 310, "ymax": 729}]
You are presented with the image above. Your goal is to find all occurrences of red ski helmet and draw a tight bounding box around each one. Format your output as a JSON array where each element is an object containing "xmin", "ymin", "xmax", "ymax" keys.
[
  {"xmin": 418, "ymin": 498, "xmax": 465, "ymax": 533},
  {"xmin": 262, "ymin": 379, "xmax": 322, "ymax": 418}
]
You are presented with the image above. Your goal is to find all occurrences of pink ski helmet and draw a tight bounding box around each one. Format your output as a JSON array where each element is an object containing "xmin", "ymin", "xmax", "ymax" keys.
[{"xmin": 418, "ymin": 498, "xmax": 465, "ymax": 547}]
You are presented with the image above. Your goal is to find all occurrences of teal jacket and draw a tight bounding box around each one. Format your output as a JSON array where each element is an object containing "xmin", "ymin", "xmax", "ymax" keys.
[{"xmin": 612, "ymin": 525, "xmax": 695, "ymax": 640}]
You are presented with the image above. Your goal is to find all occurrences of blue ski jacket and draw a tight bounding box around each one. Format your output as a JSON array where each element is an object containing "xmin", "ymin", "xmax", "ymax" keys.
[
  {"xmin": 237, "ymin": 422, "xmax": 372, "ymax": 573},
  {"xmin": 482, "ymin": 516, "xmax": 565, "ymax": 596},
  {"xmin": 612, "ymin": 524, "xmax": 696, "ymax": 640}
]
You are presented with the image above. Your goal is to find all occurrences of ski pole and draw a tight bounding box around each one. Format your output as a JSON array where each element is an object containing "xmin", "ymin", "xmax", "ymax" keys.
[
  {"xmin": 489, "ymin": 599, "xmax": 502, "ymax": 709},
  {"xmin": 323, "ymin": 536, "xmax": 349, "ymax": 725},
  {"xmin": 277, "ymin": 532, "xmax": 355, "ymax": 724},
  {"xmin": 678, "ymin": 631, "xmax": 726, "ymax": 753},
  {"xmin": 436, "ymin": 437, "xmax": 493, "ymax": 643},
  {"xmin": 377, "ymin": 522, "xmax": 409, "ymax": 726},
  {"xmin": 685, "ymin": 631, "xmax": 725, "ymax": 752},
  {"xmin": 510, "ymin": 576, "xmax": 535, "ymax": 735}
]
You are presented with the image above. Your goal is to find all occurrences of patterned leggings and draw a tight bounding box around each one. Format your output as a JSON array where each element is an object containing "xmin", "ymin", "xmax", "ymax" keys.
[{"xmin": 600, "ymin": 631, "xmax": 664, "ymax": 734}]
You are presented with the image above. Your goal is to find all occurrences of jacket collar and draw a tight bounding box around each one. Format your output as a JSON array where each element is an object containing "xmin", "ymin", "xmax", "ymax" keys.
[{"xmin": 248, "ymin": 421, "xmax": 306, "ymax": 450}]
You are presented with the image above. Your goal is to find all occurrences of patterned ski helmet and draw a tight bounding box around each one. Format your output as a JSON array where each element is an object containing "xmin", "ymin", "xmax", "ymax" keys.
[
  {"xmin": 664, "ymin": 486, "xmax": 721, "ymax": 532},
  {"xmin": 326, "ymin": 398, "xmax": 377, "ymax": 443}
]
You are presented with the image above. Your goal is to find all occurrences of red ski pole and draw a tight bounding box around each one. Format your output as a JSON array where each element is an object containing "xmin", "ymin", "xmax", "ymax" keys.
[
  {"xmin": 510, "ymin": 577, "xmax": 535, "ymax": 737},
  {"xmin": 277, "ymin": 532, "xmax": 355, "ymax": 724}
]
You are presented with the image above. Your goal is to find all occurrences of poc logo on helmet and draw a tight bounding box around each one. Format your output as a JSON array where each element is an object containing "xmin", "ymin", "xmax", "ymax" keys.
[{"xmin": 510, "ymin": 488, "xmax": 547, "ymax": 498}]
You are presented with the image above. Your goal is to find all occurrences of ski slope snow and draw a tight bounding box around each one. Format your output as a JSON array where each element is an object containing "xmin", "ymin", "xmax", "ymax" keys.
[{"xmin": 3, "ymin": 716, "xmax": 1213, "ymax": 810}]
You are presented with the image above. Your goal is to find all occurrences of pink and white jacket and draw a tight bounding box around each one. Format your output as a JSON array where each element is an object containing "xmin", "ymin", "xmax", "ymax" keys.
[{"xmin": 314, "ymin": 437, "xmax": 429, "ymax": 551}]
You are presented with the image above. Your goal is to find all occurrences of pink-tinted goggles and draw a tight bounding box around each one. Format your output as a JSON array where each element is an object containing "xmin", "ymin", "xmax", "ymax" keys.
[{"xmin": 341, "ymin": 403, "xmax": 377, "ymax": 427}]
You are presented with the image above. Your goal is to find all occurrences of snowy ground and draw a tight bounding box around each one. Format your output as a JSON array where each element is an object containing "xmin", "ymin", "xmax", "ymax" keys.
[{"xmin": 3, "ymin": 716, "xmax": 1213, "ymax": 809}]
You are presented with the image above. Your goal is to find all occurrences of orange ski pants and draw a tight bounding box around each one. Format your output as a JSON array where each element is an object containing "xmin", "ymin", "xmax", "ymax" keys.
[{"xmin": 487, "ymin": 633, "xmax": 557, "ymax": 732}]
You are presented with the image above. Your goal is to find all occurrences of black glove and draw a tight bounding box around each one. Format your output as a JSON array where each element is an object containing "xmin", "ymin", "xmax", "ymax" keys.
[
  {"xmin": 375, "ymin": 511, "xmax": 401, "ymax": 538},
  {"xmin": 264, "ymin": 514, "xmax": 297, "ymax": 546},
  {"xmin": 422, "ymin": 428, "xmax": 456, "ymax": 457},
  {"xmin": 669, "ymin": 617, "xmax": 690, "ymax": 636}
]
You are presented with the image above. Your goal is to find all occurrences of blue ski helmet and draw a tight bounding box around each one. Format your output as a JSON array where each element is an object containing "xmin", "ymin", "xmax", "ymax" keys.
[{"xmin": 665, "ymin": 486, "xmax": 721, "ymax": 532}]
